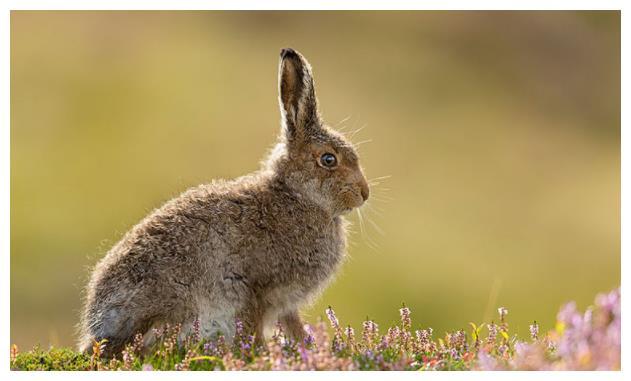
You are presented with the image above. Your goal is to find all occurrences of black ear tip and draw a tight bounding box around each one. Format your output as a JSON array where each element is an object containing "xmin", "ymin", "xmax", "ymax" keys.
[{"xmin": 280, "ymin": 48, "xmax": 298, "ymax": 59}]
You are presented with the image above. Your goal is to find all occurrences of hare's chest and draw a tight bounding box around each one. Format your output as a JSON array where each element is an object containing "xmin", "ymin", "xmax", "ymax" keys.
[
  {"xmin": 270, "ymin": 239, "xmax": 345, "ymax": 304},
  {"xmin": 263, "ymin": 217, "xmax": 346, "ymax": 300},
  {"xmin": 265, "ymin": 283, "xmax": 312, "ymax": 312}
]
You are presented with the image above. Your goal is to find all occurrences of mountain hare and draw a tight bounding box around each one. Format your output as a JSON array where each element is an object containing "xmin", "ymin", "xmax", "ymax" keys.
[{"xmin": 79, "ymin": 48, "xmax": 369, "ymax": 355}]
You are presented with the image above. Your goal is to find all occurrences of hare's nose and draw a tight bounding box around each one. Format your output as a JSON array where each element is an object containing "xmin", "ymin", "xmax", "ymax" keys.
[{"xmin": 359, "ymin": 179, "xmax": 370, "ymax": 202}]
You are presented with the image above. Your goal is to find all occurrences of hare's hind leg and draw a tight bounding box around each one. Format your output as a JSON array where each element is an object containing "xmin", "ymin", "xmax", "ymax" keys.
[
  {"xmin": 280, "ymin": 310, "xmax": 306, "ymax": 342},
  {"xmin": 80, "ymin": 303, "xmax": 155, "ymax": 357}
]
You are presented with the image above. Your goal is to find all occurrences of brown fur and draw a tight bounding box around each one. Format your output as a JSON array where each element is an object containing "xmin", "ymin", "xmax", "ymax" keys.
[{"xmin": 78, "ymin": 48, "xmax": 369, "ymax": 355}]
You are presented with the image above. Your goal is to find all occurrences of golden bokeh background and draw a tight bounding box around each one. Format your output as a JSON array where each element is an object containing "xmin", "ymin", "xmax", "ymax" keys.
[{"xmin": 11, "ymin": 11, "xmax": 620, "ymax": 348}]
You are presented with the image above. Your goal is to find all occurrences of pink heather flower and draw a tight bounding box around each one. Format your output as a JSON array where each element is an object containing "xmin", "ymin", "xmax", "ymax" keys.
[
  {"xmin": 514, "ymin": 341, "xmax": 528, "ymax": 357},
  {"xmin": 362, "ymin": 320, "xmax": 379, "ymax": 347},
  {"xmin": 399, "ymin": 305, "xmax": 411, "ymax": 331},
  {"xmin": 141, "ymin": 363, "xmax": 154, "ymax": 371},
  {"xmin": 121, "ymin": 347, "xmax": 134, "ymax": 370},
  {"xmin": 399, "ymin": 330, "xmax": 413, "ymax": 351},
  {"xmin": 449, "ymin": 330, "xmax": 466, "ymax": 350},
  {"xmin": 529, "ymin": 321, "xmax": 539, "ymax": 341},
  {"xmin": 344, "ymin": 325, "xmax": 355, "ymax": 341},
  {"xmin": 511, "ymin": 341, "xmax": 550, "ymax": 370},
  {"xmin": 152, "ymin": 326, "xmax": 164, "ymax": 339},
  {"xmin": 545, "ymin": 336, "xmax": 556, "ymax": 352},
  {"xmin": 192, "ymin": 318, "xmax": 201, "ymax": 343},
  {"xmin": 596, "ymin": 288, "xmax": 620, "ymax": 315},
  {"xmin": 132, "ymin": 333, "xmax": 144, "ymax": 354},
  {"xmin": 216, "ymin": 335, "xmax": 227, "ymax": 354},
  {"xmin": 557, "ymin": 301, "xmax": 578, "ymax": 325},
  {"xmin": 476, "ymin": 351, "xmax": 501, "ymax": 370},
  {"xmin": 387, "ymin": 326, "xmax": 400, "ymax": 346},
  {"xmin": 415, "ymin": 328, "xmax": 433, "ymax": 352}
]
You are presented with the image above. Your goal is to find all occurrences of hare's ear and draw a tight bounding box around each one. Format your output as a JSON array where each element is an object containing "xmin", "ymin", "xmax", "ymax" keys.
[{"xmin": 278, "ymin": 48, "xmax": 320, "ymax": 141}]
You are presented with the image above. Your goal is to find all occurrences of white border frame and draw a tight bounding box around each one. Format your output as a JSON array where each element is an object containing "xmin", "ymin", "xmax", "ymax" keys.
[{"xmin": 1, "ymin": 1, "xmax": 626, "ymax": 380}]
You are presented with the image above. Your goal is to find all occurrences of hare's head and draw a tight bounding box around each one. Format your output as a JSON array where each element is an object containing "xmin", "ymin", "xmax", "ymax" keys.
[{"xmin": 266, "ymin": 48, "xmax": 369, "ymax": 216}]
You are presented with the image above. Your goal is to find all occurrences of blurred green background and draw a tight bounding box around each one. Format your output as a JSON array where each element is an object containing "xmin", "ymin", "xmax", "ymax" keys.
[{"xmin": 11, "ymin": 11, "xmax": 620, "ymax": 349}]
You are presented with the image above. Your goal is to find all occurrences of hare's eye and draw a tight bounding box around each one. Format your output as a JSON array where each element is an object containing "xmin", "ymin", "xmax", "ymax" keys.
[{"xmin": 320, "ymin": 153, "xmax": 337, "ymax": 168}]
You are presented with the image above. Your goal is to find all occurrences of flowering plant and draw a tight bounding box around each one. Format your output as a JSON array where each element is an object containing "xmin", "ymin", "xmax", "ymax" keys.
[{"xmin": 10, "ymin": 288, "xmax": 620, "ymax": 371}]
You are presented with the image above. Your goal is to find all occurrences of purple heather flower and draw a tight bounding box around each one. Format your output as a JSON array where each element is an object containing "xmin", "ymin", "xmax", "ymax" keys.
[
  {"xmin": 487, "ymin": 323, "xmax": 498, "ymax": 344},
  {"xmin": 529, "ymin": 321, "xmax": 539, "ymax": 341},
  {"xmin": 298, "ymin": 344, "xmax": 310, "ymax": 364},
  {"xmin": 304, "ymin": 333, "xmax": 315, "ymax": 346},
  {"xmin": 203, "ymin": 341, "xmax": 215, "ymax": 354},
  {"xmin": 362, "ymin": 320, "xmax": 378, "ymax": 346},
  {"xmin": 344, "ymin": 325, "xmax": 355, "ymax": 342},
  {"xmin": 377, "ymin": 335, "xmax": 389, "ymax": 350},
  {"xmin": 498, "ymin": 344, "xmax": 508, "ymax": 357},
  {"xmin": 235, "ymin": 319, "xmax": 245, "ymax": 336},
  {"xmin": 326, "ymin": 306, "xmax": 340, "ymax": 331},
  {"xmin": 331, "ymin": 334, "xmax": 344, "ymax": 353}
]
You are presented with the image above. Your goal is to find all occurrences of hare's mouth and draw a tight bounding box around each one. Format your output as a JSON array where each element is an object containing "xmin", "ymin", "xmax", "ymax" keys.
[{"xmin": 339, "ymin": 207, "xmax": 354, "ymax": 215}]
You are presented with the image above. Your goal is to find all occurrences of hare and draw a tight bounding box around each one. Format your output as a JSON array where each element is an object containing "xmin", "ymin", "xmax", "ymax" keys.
[{"xmin": 78, "ymin": 48, "xmax": 369, "ymax": 355}]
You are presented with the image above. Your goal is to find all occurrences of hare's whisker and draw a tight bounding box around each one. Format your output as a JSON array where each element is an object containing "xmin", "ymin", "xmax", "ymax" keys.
[
  {"xmin": 364, "ymin": 202, "xmax": 384, "ymax": 217},
  {"xmin": 370, "ymin": 195, "xmax": 393, "ymax": 203},
  {"xmin": 347, "ymin": 125, "xmax": 367, "ymax": 139},
  {"xmin": 353, "ymin": 139, "xmax": 373, "ymax": 148},
  {"xmin": 367, "ymin": 175, "xmax": 392, "ymax": 182},
  {"xmin": 334, "ymin": 115, "xmax": 352, "ymax": 128},
  {"xmin": 356, "ymin": 208, "xmax": 380, "ymax": 251},
  {"xmin": 366, "ymin": 217, "xmax": 385, "ymax": 237}
]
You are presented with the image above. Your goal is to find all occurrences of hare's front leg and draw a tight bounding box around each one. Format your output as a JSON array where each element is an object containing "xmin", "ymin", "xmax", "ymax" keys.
[
  {"xmin": 280, "ymin": 310, "xmax": 306, "ymax": 342},
  {"xmin": 235, "ymin": 302, "xmax": 265, "ymax": 346}
]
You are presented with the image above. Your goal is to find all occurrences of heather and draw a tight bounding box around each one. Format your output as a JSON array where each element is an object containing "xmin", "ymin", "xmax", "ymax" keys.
[{"xmin": 10, "ymin": 287, "xmax": 620, "ymax": 371}]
